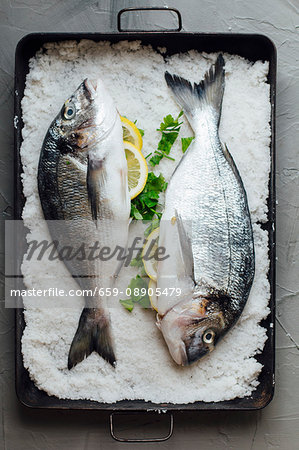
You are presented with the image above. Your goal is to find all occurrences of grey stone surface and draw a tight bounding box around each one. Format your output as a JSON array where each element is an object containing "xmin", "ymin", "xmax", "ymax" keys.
[{"xmin": 0, "ymin": 0, "xmax": 298, "ymax": 448}]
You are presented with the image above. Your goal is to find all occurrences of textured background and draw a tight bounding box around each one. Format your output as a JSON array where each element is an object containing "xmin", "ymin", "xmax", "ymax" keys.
[{"xmin": 0, "ymin": 0, "xmax": 298, "ymax": 448}]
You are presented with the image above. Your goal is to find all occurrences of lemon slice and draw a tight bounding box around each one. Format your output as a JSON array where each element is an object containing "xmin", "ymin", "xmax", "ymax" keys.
[
  {"xmin": 121, "ymin": 117, "xmax": 143, "ymax": 151},
  {"xmin": 124, "ymin": 141, "xmax": 148, "ymax": 199},
  {"xmin": 148, "ymin": 279, "xmax": 158, "ymax": 312},
  {"xmin": 142, "ymin": 227, "xmax": 160, "ymax": 281}
]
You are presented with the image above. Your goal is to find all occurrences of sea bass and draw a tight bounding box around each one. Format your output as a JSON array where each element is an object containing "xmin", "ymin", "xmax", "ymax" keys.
[
  {"xmin": 156, "ymin": 55, "xmax": 255, "ymax": 366},
  {"xmin": 38, "ymin": 78, "xmax": 130, "ymax": 369}
]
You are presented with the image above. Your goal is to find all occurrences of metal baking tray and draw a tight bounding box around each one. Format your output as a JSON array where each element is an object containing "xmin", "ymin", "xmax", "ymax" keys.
[{"xmin": 14, "ymin": 7, "xmax": 276, "ymax": 420}]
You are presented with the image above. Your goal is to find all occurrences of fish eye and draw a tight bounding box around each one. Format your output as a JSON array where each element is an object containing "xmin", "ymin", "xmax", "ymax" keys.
[
  {"xmin": 64, "ymin": 103, "xmax": 76, "ymax": 120},
  {"xmin": 203, "ymin": 330, "xmax": 215, "ymax": 344}
]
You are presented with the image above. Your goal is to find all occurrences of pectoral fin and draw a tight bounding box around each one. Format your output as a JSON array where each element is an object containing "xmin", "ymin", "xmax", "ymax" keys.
[
  {"xmin": 175, "ymin": 209, "xmax": 195, "ymax": 281},
  {"xmin": 87, "ymin": 155, "xmax": 106, "ymax": 221}
]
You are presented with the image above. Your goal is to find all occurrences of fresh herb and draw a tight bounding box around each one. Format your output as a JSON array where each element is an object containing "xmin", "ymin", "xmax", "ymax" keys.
[
  {"xmin": 119, "ymin": 275, "xmax": 150, "ymax": 312},
  {"xmin": 159, "ymin": 111, "xmax": 183, "ymax": 131},
  {"xmin": 130, "ymin": 250, "xmax": 144, "ymax": 269},
  {"xmin": 130, "ymin": 172, "xmax": 167, "ymax": 221},
  {"xmin": 148, "ymin": 111, "xmax": 183, "ymax": 166},
  {"xmin": 148, "ymin": 153, "xmax": 162, "ymax": 167},
  {"xmin": 119, "ymin": 298, "xmax": 135, "ymax": 312},
  {"xmin": 130, "ymin": 249, "xmax": 147, "ymax": 277},
  {"xmin": 130, "ymin": 248, "xmax": 146, "ymax": 275},
  {"xmin": 181, "ymin": 136, "xmax": 195, "ymax": 153},
  {"xmin": 130, "ymin": 204, "xmax": 143, "ymax": 220}
]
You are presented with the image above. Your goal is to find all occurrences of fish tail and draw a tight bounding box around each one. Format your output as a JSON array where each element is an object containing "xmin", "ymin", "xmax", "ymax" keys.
[
  {"xmin": 165, "ymin": 54, "xmax": 225, "ymax": 126},
  {"xmin": 68, "ymin": 307, "xmax": 116, "ymax": 369}
]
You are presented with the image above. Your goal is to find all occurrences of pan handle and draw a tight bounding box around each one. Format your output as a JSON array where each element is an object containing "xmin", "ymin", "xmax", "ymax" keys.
[
  {"xmin": 117, "ymin": 7, "xmax": 182, "ymax": 32},
  {"xmin": 109, "ymin": 411, "xmax": 174, "ymax": 443}
]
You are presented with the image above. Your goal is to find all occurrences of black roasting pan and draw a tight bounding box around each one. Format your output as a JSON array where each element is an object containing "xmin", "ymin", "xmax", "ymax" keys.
[{"xmin": 14, "ymin": 8, "xmax": 276, "ymax": 422}]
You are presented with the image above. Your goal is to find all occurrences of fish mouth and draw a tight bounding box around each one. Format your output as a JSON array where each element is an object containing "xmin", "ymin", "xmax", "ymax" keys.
[
  {"xmin": 164, "ymin": 339, "xmax": 208, "ymax": 366},
  {"xmin": 169, "ymin": 340, "xmax": 188, "ymax": 366},
  {"xmin": 184, "ymin": 344, "xmax": 209, "ymax": 365},
  {"xmin": 84, "ymin": 78, "xmax": 98, "ymax": 99}
]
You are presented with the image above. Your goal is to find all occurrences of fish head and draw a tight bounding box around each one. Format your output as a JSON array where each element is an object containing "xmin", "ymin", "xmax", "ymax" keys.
[
  {"xmin": 158, "ymin": 296, "xmax": 226, "ymax": 366},
  {"xmin": 52, "ymin": 78, "xmax": 116, "ymax": 152}
]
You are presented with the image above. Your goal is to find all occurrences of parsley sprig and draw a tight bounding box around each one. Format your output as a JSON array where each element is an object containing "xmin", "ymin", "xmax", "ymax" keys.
[
  {"xmin": 130, "ymin": 172, "xmax": 167, "ymax": 221},
  {"xmin": 119, "ymin": 275, "xmax": 150, "ymax": 312},
  {"xmin": 181, "ymin": 136, "xmax": 195, "ymax": 153},
  {"xmin": 148, "ymin": 111, "xmax": 183, "ymax": 166}
]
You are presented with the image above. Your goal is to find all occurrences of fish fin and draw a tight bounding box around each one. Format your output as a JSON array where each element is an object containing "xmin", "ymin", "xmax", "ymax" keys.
[
  {"xmin": 111, "ymin": 217, "xmax": 132, "ymax": 283},
  {"xmin": 165, "ymin": 54, "xmax": 225, "ymax": 126},
  {"xmin": 175, "ymin": 209, "xmax": 195, "ymax": 281},
  {"xmin": 87, "ymin": 155, "xmax": 106, "ymax": 222},
  {"xmin": 68, "ymin": 307, "xmax": 116, "ymax": 369},
  {"xmin": 222, "ymin": 143, "xmax": 246, "ymax": 191}
]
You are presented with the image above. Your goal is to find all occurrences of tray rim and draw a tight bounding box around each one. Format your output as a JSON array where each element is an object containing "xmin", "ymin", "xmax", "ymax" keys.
[{"xmin": 14, "ymin": 30, "xmax": 276, "ymax": 412}]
